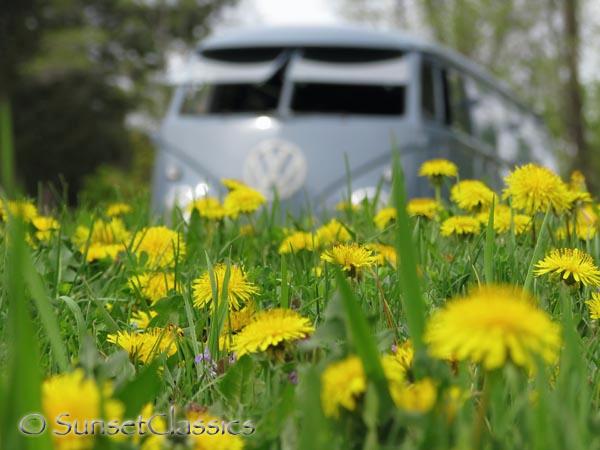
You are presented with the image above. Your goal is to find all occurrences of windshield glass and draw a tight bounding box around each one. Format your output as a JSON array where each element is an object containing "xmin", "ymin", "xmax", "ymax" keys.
[{"xmin": 178, "ymin": 47, "xmax": 408, "ymax": 116}]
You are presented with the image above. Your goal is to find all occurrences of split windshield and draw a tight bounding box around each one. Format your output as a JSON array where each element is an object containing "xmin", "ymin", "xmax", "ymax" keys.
[{"xmin": 179, "ymin": 47, "xmax": 407, "ymax": 116}]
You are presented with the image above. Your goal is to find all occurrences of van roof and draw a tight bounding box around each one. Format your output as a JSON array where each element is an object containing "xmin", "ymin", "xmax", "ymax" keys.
[{"xmin": 199, "ymin": 25, "xmax": 534, "ymax": 115}]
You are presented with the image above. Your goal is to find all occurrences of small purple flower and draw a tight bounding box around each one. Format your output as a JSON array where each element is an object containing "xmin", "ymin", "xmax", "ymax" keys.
[
  {"xmin": 195, "ymin": 348, "xmax": 213, "ymax": 364},
  {"xmin": 288, "ymin": 371, "xmax": 298, "ymax": 385},
  {"xmin": 391, "ymin": 343, "xmax": 398, "ymax": 354}
]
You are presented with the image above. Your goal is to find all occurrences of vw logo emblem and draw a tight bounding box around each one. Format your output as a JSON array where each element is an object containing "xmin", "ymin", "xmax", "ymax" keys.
[{"xmin": 243, "ymin": 139, "xmax": 308, "ymax": 199}]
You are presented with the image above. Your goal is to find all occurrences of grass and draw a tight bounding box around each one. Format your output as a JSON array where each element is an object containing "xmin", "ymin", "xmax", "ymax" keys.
[{"xmin": 1, "ymin": 157, "xmax": 600, "ymax": 449}]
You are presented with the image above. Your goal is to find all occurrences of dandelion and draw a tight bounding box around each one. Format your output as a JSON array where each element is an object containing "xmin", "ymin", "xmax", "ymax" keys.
[
  {"xmin": 129, "ymin": 272, "xmax": 177, "ymax": 304},
  {"xmin": 321, "ymin": 243, "xmax": 378, "ymax": 273},
  {"xmin": 223, "ymin": 301, "xmax": 256, "ymax": 333},
  {"xmin": 188, "ymin": 407, "xmax": 245, "ymax": 450},
  {"xmin": 392, "ymin": 340, "xmax": 414, "ymax": 371},
  {"xmin": 440, "ymin": 216, "xmax": 481, "ymax": 237},
  {"xmin": 133, "ymin": 226, "xmax": 185, "ymax": 269},
  {"xmin": 233, "ymin": 308, "xmax": 314, "ymax": 356},
  {"xmin": 0, "ymin": 199, "xmax": 38, "ymax": 222},
  {"xmin": 321, "ymin": 354, "xmax": 429, "ymax": 418},
  {"xmin": 278, "ymin": 231, "xmax": 319, "ymax": 254},
  {"xmin": 130, "ymin": 310, "xmax": 158, "ymax": 330},
  {"xmin": 535, "ymin": 248, "xmax": 600, "ymax": 287},
  {"xmin": 425, "ymin": 285, "xmax": 561, "ymax": 370},
  {"xmin": 107, "ymin": 327, "xmax": 179, "ymax": 363},
  {"xmin": 222, "ymin": 178, "xmax": 249, "ymax": 191},
  {"xmin": 316, "ymin": 219, "xmax": 351, "ymax": 245},
  {"xmin": 42, "ymin": 369, "xmax": 123, "ymax": 450},
  {"xmin": 32, "ymin": 215, "xmax": 60, "ymax": 242},
  {"xmin": 374, "ymin": 207, "xmax": 396, "ymax": 230},
  {"xmin": 321, "ymin": 356, "xmax": 366, "ymax": 418},
  {"xmin": 418, "ymin": 159, "xmax": 458, "ymax": 180},
  {"xmin": 451, "ymin": 180, "xmax": 496, "ymax": 212},
  {"xmin": 407, "ymin": 198, "xmax": 441, "ymax": 220},
  {"xmin": 188, "ymin": 197, "xmax": 228, "ymax": 220},
  {"xmin": 389, "ymin": 378, "xmax": 437, "ymax": 414},
  {"xmin": 73, "ymin": 218, "xmax": 130, "ymax": 262},
  {"xmin": 192, "ymin": 263, "xmax": 258, "ymax": 311},
  {"xmin": 476, "ymin": 205, "xmax": 531, "ymax": 235},
  {"xmin": 367, "ymin": 243, "xmax": 397, "ymax": 266},
  {"xmin": 224, "ymin": 187, "xmax": 266, "ymax": 217},
  {"xmin": 503, "ymin": 164, "xmax": 571, "ymax": 214},
  {"xmin": 106, "ymin": 202, "xmax": 132, "ymax": 217},
  {"xmin": 585, "ymin": 293, "xmax": 600, "ymax": 320}
]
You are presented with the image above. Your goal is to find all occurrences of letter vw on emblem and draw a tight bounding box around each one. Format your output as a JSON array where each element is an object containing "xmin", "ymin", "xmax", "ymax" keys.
[{"xmin": 243, "ymin": 139, "xmax": 308, "ymax": 199}]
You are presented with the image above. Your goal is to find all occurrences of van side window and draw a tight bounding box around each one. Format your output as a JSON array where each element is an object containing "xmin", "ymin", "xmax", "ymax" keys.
[
  {"xmin": 442, "ymin": 68, "xmax": 472, "ymax": 134},
  {"xmin": 420, "ymin": 60, "xmax": 436, "ymax": 119}
]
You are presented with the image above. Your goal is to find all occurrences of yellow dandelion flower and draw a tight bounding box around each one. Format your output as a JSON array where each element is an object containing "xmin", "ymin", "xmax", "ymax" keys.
[
  {"xmin": 0, "ymin": 199, "xmax": 38, "ymax": 222},
  {"xmin": 389, "ymin": 378, "xmax": 437, "ymax": 414},
  {"xmin": 32, "ymin": 215, "xmax": 60, "ymax": 242},
  {"xmin": 503, "ymin": 164, "xmax": 571, "ymax": 214},
  {"xmin": 73, "ymin": 218, "xmax": 130, "ymax": 262},
  {"xmin": 42, "ymin": 369, "xmax": 123, "ymax": 450},
  {"xmin": 223, "ymin": 301, "xmax": 256, "ymax": 333},
  {"xmin": 321, "ymin": 356, "xmax": 366, "ymax": 418},
  {"xmin": 374, "ymin": 207, "xmax": 397, "ymax": 230},
  {"xmin": 239, "ymin": 224, "xmax": 254, "ymax": 236},
  {"xmin": 224, "ymin": 187, "xmax": 266, "ymax": 217},
  {"xmin": 232, "ymin": 308, "xmax": 314, "ymax": 356},
  {"xmin": 130, "ymin": 310, "xmax": 158, "ymax": 330},
  {"xmin": 585, "ymin": 293, "xmax": 600, "ymax": 320},
  {"xmin": 106, "ymin": 202, "xmax": 132, "ymax": 217},
  {"xmin": 425, "ymin": 285, "xmax": 561, "ymax": 370},
  {"xmin": 221, "ymin": 178, "xmax": 249, "ymax": 191},
  {"xmin": 418, "ymin": 159, "xmax": 458, "ymax": 180},
  {"xmin": 188, "ymin": 409, "xmax": 245, "ymax": 450},
  {"xmin": 192, "ymin": 263, "xmax": 258, "ymax": 311},
  {"xmin": 133, "ymin": 226, "xmax": 185, "ymax": 269},
  {"xmin": 440, "ymin": 216, "xmax": 481, "ymax": 237},
  {"xmin": 188, "ymin": 197, "xmax": 228, "ymax": 220},
  {"xmin": 316, "ymin": 219, "xmax": 352, "ymax": 245},
  {"xmin": 535, "ymin": 248, "xmax": 600, "ymax": 287},
  {"xmin": 451, "ymin": 180, "xmax": 496, "ymax": 212},
  {"xmin": 129, "ymin": 272, "xmax": 177, "ymax": 304},
  {"xmin": 335, "ymin": 200, "xmax": 360, "ymax": 212},
  {"xmin": 407, "ymin": 198, "xmax": 441, "ymax": 219},
  {"xmin": 321, "ymin": 243, "xmax": 378, "ymax": 272},
  {"xmin": 393, "ymin": 340, "xmax": 414, "ymax": 371},
  {"xmin": 107, "ymin": 327, "xmax": 179, "ymax": 363},
  {"xmin": 278, "ymin": 231, "xmax": 319, "ymax": 254},
  {"xmin": 570, "ymin": 170, "xmax": 587, "ymax": 191},
  {"xmin": 367, "ymin": 243, "xmax": 397, "ymax": 266},
  {"xmin": 475, "ymin": 205, "xmax": 531, "ymax": 235}
]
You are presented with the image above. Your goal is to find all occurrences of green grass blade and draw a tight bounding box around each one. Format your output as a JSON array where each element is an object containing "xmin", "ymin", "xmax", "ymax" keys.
[
  {"xmin": 335, "ymin": 269, "xmax": 393, "ymax": 416},
  {"xmin": 280, "ymin": 254, "xmax": 289, "ymax": 308},
  {"xmin": 58, "ymin": 296, "xmax": 87, "ymax": 354},
  {"xmin": 484, "ymin": 199, "xmax": 495, "ymax": 283},
  {"xmin": 1, "ymin": 217, "xmax": 53, "ymax": 449},
  {"xmin": 523, "ymin": 209, "xmax": 551, "ymax": 294},
  {"xmin": 391, "ymin": 150, "xmax": 426, "ymax": 351}
]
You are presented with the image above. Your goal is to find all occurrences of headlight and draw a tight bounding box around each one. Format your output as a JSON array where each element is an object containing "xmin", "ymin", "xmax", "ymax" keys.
[{"xmin": 165, "ymin": 164, "xmax": 183, "ymax": 182}]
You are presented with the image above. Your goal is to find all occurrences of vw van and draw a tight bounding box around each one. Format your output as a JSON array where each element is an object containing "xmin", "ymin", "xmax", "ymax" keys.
[{"xmin": 152, "ymin": 25, "xmax": 556, "ymax": 212}]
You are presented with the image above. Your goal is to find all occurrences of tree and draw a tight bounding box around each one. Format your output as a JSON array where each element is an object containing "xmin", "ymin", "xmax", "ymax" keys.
[{"xmin": 1, "ymin": 0, "xmax": 237, "ymax": 202}]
